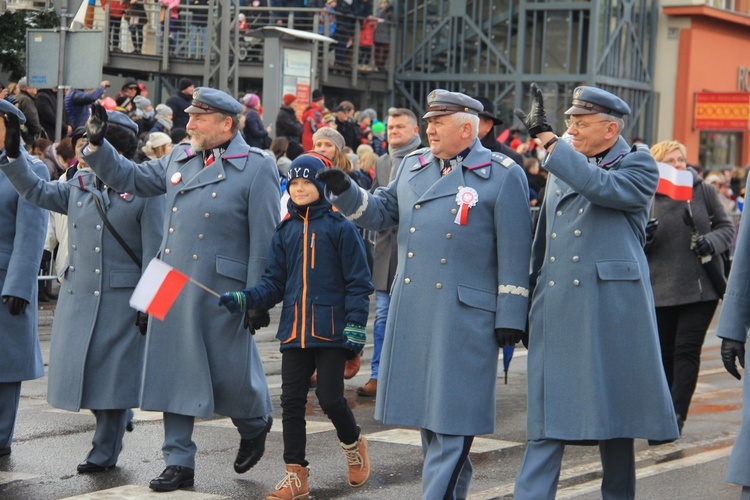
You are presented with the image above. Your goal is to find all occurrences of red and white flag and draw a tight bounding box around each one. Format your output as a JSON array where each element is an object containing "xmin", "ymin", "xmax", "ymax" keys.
[
  {"xmin": 130, "ymin": 258, "xmax": 190, "ymax": 321},
  {"xmin": 656, "ymin": 162, "xmax": 693, "ymax": 201}
]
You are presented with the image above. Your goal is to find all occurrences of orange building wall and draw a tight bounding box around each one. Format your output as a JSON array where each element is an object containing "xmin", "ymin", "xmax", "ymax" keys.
[{"xmin": 673, "ymin": 17, "xmax": 750, "ymax": 167}]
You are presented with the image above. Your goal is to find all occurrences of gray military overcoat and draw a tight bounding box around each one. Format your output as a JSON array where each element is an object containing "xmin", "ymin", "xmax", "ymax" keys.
[
  {"xmin": 330, "ymin": 139, "xmax": 532, "ymax": 436},
  {"xmin": 83, "ymin": 134, "xmax": 279, "ymax": 419},
  {"xmin": 715, "ymin": 175, "xmax": 750, "ymax": 486},
  {"xmin": 0, "ymin": 157, "xmax": 164, "ymax": 410},
  {"xmin": 527, "ymin": 137, "xmax": 679, "ymax": 442},
  {"xmin": 0, "ymin": 152, "xmax": 48, "ymax": 383}
]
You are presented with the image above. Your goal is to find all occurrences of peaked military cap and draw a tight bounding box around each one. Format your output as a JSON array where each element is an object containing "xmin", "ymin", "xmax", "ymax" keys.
[
  {"xmin": 565, "ymin": 86, "xmax": 631, "ymax": 118},
  {"xmin": 423, "ymin": 89, "xmax": 483, "ymax": 119},
  {"xmin": 185, "ymin": 87, "xmax": 242, "ymax": 116},
  {"xmin": 107, "ymin": 111, "xmax": 139, "ymax": 136},
  {"xmin": 0, "ymin": 99, "xmax": 26, "ymax": 124}
]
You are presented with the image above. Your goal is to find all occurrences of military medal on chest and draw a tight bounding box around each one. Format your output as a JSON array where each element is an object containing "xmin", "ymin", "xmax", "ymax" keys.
[
  {"xmin": 170, "ymin": 172, "xmax": 182, "ymax": 186},
  {"xmin": 454, "ymin": 187, "xmax": 478, "ymax": 225}
]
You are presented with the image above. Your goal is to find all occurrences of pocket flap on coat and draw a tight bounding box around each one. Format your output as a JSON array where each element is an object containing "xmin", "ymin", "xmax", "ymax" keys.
[
  {"xmin": 216, "ymin": 255, "xmax": 248, "ymax": 283},
  {"xmin": 457, "ymin": 284, "xmax": 497, "ymax": 313},
  {"xmin": 110, "ymin": 271, "xmax": 142, "ymax": 288},
  {"xmin": 596, "ymin": 260, "xmax": 640, "ymax": 281}
]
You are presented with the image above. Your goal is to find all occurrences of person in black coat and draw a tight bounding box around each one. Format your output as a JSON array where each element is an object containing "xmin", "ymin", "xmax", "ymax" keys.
[
  {"xmin": 275, "ymin": 94, "xmax": 303, "ymax": 144},
  {"xmin": 35, "ymin": 88, "xmax": 68, "ymax": 141},
  {"xmin": 333, "ymin": 102, "xmax": 361, "ymax": 150},
  {"xmin": 165, "ymin": 79, "xmax": 195, "ymax": 130},
  {"xmin": 473, "ymin": 96, "xmax": 524, "ymax": 166}
]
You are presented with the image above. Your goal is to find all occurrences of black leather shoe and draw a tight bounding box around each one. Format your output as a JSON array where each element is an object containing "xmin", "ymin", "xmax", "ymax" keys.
[
  {"xmin": 149, "ymin": 465, "xmax": 195, "ymax": 491},
  {"xmin": 0, "ymin": 447, "xmax": 10, "ymax": 457},
  {"xmin": 77, "ymin": 461, "xmax": 112, "ymax": 473},
  {"xmin": 234, "ymin": 415, "xmax": 273, "ymax": 473}
]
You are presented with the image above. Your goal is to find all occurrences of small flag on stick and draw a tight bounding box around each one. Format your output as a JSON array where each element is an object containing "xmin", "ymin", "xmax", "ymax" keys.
[
  {"xmin": 656, "ymin": 162, "xmax": 693, "ymax": 201},
  {"xmin": 130, "ymin": 258, "xmax": 190, "ymax": 321}
]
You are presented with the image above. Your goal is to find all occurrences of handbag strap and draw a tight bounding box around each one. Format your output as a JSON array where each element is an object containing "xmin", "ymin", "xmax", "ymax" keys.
[{"xmin": 92, "ymin": 194, "xmax": 142, "ymax": 268}]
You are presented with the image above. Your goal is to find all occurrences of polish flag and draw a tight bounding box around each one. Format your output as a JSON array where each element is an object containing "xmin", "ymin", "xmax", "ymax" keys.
[
  {"xmin": 130, "ymin": 258, "xmax": 190, "ymax": 321},
  {"xmin": 656, "ymin": 162, "xmax": 693, "ymax": 201}
]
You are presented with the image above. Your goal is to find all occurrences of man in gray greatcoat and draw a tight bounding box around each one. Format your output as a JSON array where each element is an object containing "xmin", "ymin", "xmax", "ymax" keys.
[
  {"xmin": 0, "ymin": 111, "xmax": 164, "ymax": 473},
  {"xmin": 716, "ymin": 174, "xmax": 750, "ymax": 498},
  {"xmin": 513, "ymin": 84, "xmax": 680, "ymax": 499},
  {"xmin": 82, "ymin": 87, "xmax": 280, "ymax": 491},
  {"xmin": 0, "ymin": 100, "xmax": 49, "ymax": 458},
  {"xmin": 356, "ymin": 107, "xmax": 421, "ymax": 398},
  {"xmin": 318, "ymin": 90, "xmax": 532, "ymax": 499}
]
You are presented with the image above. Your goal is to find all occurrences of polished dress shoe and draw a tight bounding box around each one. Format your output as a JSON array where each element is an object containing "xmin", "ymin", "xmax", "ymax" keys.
[
  {"xmin": 149, "ymin": 465, "xmax": 195, "ymax": 491},
  {"xmin": 234, "ymin": 415, "xmax": 273, "ymax": 473},
  {"xmin": 77, "ymin": 461, "xmax": 112, "ymax": 473},
  {"xmin": 0, "ymin": 447, "xmax": 10, "ymax": 457}
]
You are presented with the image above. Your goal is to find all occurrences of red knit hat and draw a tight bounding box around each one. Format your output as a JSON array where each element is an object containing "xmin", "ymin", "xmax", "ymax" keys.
[{"xmin": 283, "ymin": 93, "xmax": 297, "ymax": 106}]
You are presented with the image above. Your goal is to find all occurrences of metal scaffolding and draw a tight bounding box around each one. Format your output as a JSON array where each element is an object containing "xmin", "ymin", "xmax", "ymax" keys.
[{"xmin": 394, "ymin": 0, "xmax": 659, "ymax": 141}]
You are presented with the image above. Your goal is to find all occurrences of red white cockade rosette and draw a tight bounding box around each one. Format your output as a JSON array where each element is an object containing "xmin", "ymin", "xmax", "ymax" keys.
[{"xmin": 454, "ymin": 187, "xmax": 478, "ymax": 225}]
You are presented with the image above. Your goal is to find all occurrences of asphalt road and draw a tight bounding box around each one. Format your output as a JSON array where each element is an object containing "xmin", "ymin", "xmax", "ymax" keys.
[{"xmin": 0, "ymin": 294, "xmax": 745, "ymax": 499}]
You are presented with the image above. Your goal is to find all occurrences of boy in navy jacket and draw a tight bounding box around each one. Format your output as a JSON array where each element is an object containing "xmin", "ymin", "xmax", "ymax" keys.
[{"xmin": 219, "ymin": 152, "xmax": 373, "ymax": 499}]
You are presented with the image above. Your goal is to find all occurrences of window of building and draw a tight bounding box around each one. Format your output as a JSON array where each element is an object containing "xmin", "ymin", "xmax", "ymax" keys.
[{"xmin": 699, "ymin": 131, "xmax": 742, "ymax": 170}]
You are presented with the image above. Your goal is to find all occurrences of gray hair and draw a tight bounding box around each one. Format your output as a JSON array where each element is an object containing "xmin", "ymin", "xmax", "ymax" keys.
[
  {"xmin": 600, "ymin": 113, "xmax": 625, "ymax": 134},
  {"xmin": 17, "ymin": 77, "xmax": 28, "ymax": 90},
  {"xmin": 451, "ymin": 112, "xmax": 480, "ymax": 140}
]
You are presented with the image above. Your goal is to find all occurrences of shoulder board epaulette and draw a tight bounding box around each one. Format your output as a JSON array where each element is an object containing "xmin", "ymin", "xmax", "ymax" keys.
[
  {"xmin": 248, "ymin": 146, "xmax": 271, "ymax": 158},
  {"xmin": 491, "ymin": 152, "xmax": 515, "ymax": 168},
  {"xmin": 405, "ymin": 146, "xmax": 430, "ymax": 158},
  {"xmin": 632, "ymin": 143, "xmax": 650, "ymax": 153}
]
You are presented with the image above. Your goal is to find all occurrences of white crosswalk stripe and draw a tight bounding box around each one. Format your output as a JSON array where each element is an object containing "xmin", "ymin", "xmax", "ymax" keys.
[{"xmin": 60, "ymin": 484, "xmax": 226, "ymax": 499}]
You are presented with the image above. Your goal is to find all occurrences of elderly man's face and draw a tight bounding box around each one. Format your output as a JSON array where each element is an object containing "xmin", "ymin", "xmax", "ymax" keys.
[
  {"xmin": 425, "ymin": 115, "xmax": 471, "ymax": 160},
  {"xmin": 187, "ymin": 112, "xmax": 233, "ymax": 152},
  {"xmin": 564, "ymin": 114, "xmax": 617, "ymax": 157}
]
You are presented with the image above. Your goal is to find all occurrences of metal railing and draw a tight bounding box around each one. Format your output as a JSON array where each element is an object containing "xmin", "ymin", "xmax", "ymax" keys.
[{"xmin": 102, "ymin": 4, "xmax": 393, "ymax": 74}]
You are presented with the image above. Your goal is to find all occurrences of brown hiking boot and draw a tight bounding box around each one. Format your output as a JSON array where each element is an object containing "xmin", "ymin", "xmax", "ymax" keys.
[
  {"xmin": 356, "ymin": 378, "xmax": 377, "ymax": 397},
  {"xmin": 344, "ymin": 355, "xmax": 361, "ymax": 379},
  {"xmin": 266, "ymin": 464, "xmax": 309, "ymax": 500},
  {"xmin": 341, "ymin": 435, "xmax": 370, "ymax": 488}
]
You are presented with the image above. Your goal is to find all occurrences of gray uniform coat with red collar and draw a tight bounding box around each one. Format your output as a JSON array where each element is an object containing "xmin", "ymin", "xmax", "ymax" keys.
[
  {"xmin": 329, "ymin": 138, "xmax": 532, "ymax": 436},
  {"xmin": 527, "ymin": 137, "xmax": 679, "ymax": 442},
  {"xmin": 82, "ymin": 133, "xmax": 279, "ymax": 419}
]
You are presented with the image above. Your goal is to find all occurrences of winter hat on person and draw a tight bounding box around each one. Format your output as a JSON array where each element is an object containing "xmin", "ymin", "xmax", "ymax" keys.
[
  {"xmin": 283, "ymin": 93, "xmax": 297, "ymax": 107},
  {"xmin": 312, "ymin": 127, "xmax": 345, "ymax": 151},
  {"xmin": 311, "ymin": 89, "xmax": 324, "ymax": 102},
  {"xmin": 372, "ymin": 122, "xmax": 385, "ymax": 135},
  {"xmin": 242, "ymin": 93, "xmax": 260, "ymax": 108},
  {"xmin": 287, "ymin": 152, "xmax": 334, "ymax": 196},
  {"xmin": 147, "ymin": 131, "xmax": 171, "ymax": 149},
  {"xmin": 156, "ymin": 103, "xmax": 173, "ymax": 118},
  {"xmin": 134, "ymin": 95, "xmax": 152, "ymax": 112},
  {"xmin": 179, "ymin": 78, "xmax": 194, "ymax": 91}
]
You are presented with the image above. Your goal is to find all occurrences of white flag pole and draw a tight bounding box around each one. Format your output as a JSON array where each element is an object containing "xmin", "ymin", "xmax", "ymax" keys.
[{"xmin": 189, "ymin": 278, "xmax": 220, "ymax": 298}]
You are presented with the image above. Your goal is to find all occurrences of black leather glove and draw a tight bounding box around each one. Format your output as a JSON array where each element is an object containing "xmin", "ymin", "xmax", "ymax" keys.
[
  {"xmin": 3, "ymin": 112, "xmax": 22, "ymax": 158},
  {"xmin": 495, "ymin": 328, "xmax": 522, "ymax": 347},
  {"xmin": 86, "ymin": 103, "xmax": 108, "ymax": 146},
  {"xmin": 644, "ymin": 218, "xmax": 659, "ymax": 251},
  {"xmin": 3, "ymin": 295, "xmax": 28, "ymax": 316},
  {"xmin": 721, "ymin": 338, "xmax": 746, "ymax": 380},
  {"xmin": 316, "ymin": 168, "xmax": 351, "ymax": 195},
  {"xmin": 691, "ymin": 235, "xmax": 714, "ymax": 257},
  {"xmin": 513, "ymin": 83, "xmax": 554, "ymax": 138},
  {"xmin": 244, "ymin": 309, "xmax": 270, "ymax": 333},
  {"xmin": 135, "ymin": 311, "xmax": 148, "ymax": 335}
]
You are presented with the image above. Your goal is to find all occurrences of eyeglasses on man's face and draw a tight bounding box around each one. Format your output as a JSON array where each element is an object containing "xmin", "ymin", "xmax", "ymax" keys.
[{"xmin": 564, "ymin": 118, "xmax": 612, "ymax": 131}]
